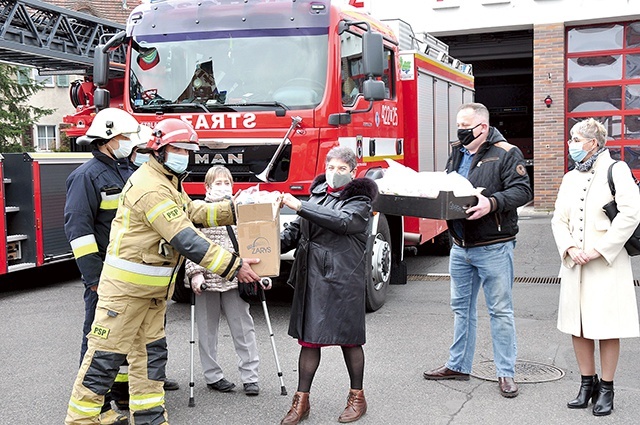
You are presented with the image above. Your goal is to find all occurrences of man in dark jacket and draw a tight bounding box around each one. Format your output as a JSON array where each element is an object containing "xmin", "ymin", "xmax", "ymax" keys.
[{"xmin": 423, "ymin": 103, "xmax": 532, "ymax": 399}]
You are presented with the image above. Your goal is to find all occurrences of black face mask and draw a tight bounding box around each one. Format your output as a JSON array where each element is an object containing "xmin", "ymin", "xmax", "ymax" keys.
[{"xmin": 457, "ymin": 123, "xmax": 482, "ymax": 146}]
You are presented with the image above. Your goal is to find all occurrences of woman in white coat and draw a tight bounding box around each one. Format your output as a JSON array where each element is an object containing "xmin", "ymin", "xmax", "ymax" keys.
[{"xmin": 552, "ymin": 118, "xmax": 640, "ymax": 416}]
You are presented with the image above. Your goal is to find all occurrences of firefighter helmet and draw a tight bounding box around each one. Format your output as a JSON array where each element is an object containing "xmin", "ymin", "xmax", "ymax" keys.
[
  {"xmin": 147, "ymin": 118, "xmax": 199, "ymax": 151},
  {"xmin": 77, "ymin": 108, "xmax": 152, "ymax": 146}
]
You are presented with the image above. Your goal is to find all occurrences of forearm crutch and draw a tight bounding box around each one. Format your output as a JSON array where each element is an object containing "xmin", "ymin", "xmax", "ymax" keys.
[
  {"xmin": 258, "ymin": 278, "xmax": 287, "ymax": 396},
  {"xmin": 188, "ymin": 289, "xmax": 196, "ymax": 407}
]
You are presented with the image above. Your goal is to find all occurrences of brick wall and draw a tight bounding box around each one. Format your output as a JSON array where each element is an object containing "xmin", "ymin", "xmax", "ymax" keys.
[
  {"xmin": 44, "ymin": 0, "xmax": 144, "ymax": 25},
  {"xmin": 533, "ymin": 23, "xmax": 565, "ymax": 210}
]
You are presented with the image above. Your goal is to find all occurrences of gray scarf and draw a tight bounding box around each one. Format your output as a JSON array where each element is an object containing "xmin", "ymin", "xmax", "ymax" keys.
[{"xmin": 574, "ymin": 147, "xmax": 607, "ymax": 172}]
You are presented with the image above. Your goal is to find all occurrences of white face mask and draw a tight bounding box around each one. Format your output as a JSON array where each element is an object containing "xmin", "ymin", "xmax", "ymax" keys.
[
  {"xmin": 112, "ymin": 138, "xmax": 135, "ymax": 159},
  {"xmin": 206, "ymin": 186, "xmax": 232, "ymax": 200},
  {"xmin": 132, "ymin": 153, "xmax": 149, "ymax": 167},
  {"xmin": 164, "ymin": 152, "xmax": 189, "ymax": 174}
]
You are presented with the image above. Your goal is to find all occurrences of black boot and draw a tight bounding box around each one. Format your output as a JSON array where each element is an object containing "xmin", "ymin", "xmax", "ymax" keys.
[
  {"xmin": 593, "ymin": 380, "xmax": 614, "ymax": 416},
  {"xmin": 567, "ymin": 374, "xmax": 600, "ymax": 409}
]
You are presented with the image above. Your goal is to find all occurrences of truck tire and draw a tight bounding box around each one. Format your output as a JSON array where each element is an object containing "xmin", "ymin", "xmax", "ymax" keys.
[
  {"xmin": 417, "ymin": 230, "xmax": 451, "ymax": 256},
  {"xmin": 367, "ymin": 214, "xmax": 391, "ymax": 311}
]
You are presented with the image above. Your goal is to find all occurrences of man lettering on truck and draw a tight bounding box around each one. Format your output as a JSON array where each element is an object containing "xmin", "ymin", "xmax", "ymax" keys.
[
  {"xmin": 423, "ymin": 103, "xmax": 532, "ymax": 399},
  {"xmin": 64, "ymin": 118, "xmax": 261, "ymax": 425},
  {"xmin": 64, "ymin": 107, "xmax": 153, "ymax": 425}
]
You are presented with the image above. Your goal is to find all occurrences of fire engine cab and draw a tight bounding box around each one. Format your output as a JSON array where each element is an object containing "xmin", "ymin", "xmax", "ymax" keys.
[{"xmin": 3, "ymin": 0, "xmax": 474, "ymax": 312}]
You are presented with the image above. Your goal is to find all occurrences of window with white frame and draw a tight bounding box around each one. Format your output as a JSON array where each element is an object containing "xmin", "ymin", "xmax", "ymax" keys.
[
  {"xmin": 33, "ymin": 71, "xmax": 54, "ymax": 87},
  {"xmin": 36, "ymin": 125, "xmax": 57, "ymax": 151},
  {"xmin": 56, "ymin": 75, "xmax": 70, "ymax": 87},
  {"xmin": 16, "ymin": 67, "xmax": 31, "ymax": 85}
]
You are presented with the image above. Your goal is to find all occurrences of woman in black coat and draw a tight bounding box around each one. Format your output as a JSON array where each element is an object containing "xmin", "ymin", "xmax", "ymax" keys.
[{"xmin": 279, "ymin": 146, "xmax": 378, "ymax": 425}]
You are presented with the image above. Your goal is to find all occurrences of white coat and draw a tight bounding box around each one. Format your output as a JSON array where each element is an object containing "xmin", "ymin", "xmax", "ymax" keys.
[{"xmin": 551, "ymin": 149, "xmax": 640, "ymax": 339}]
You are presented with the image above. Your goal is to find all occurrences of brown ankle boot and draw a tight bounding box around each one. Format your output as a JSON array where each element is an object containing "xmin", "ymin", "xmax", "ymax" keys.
[
  {"xmin": 338, "ymin": 389, "xmax": 367, "ymax": 423},
  {"xmin": 280, "ymin": 391, "xmax": 310, "ymax": 425}
]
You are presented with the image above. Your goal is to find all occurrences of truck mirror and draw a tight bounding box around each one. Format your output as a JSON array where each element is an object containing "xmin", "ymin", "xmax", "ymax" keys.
[
  {"xmin": 363, "ymin": 79, "xmax": 386, "ymax": 101},
  {"xmin": 93, "ymin": 44, "xmax": 109, "ymax": 88},
  {"xmin": 93, "ymin": 88, "xmax": 110, "ymax": 112},
  {"xmin": 362, "ymin": 32, "xmax": 384, "ymax": 77}
]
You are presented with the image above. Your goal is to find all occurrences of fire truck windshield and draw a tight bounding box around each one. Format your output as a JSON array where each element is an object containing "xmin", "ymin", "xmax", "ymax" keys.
[{"xmin": 129, "ymin": 34, "xmax": 328, "ymax": 113}]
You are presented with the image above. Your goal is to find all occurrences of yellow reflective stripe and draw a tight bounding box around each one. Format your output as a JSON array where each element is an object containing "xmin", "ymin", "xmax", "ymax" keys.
[
  {"xmin": 100, "ymin": 192, "xmax": 120, "ymax": 210},
  {"xmin": 129, "ymin": 392, "xmax": 164, "ymax": 411},
  {"xmin": 206, "ymin": 249, "xmax": 228, "ymax": 274},
  {"xmin": 103, "ymin": 255, "xmax": 173, "ymax": 286},
  {"xmin": 113, "ymin": 208, "xmax": 130, "ymax": 257},
  {"xmin": 206, "ymin": 203, "xmax": 219, "ymax": 227},
  {"xmin": 103, "ymin": 263, "xmax": 171, "ymax": 286},
  {"xmin": 106, "ymin": 255, "xmax": 173, "ymax": 276},
  {"xmin": 146, "ymin": 199, "xmax": 177, "ymax": 224},
  {"xmin": 115, "ymin": 373, "xmax": 129, "ymax": 383},
  {"xmin": 68, "ymin": 397, "xmax": 102, "ymax": 416},
  {"xmin": 70, "ymin": 235, "xmax": 98, "ymax": 259}
]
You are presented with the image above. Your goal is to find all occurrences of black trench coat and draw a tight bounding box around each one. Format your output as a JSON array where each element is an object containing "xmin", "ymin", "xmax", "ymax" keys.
[{"xmin": 281, "ymin": 175, "xmax": 378, "ymax": 345}]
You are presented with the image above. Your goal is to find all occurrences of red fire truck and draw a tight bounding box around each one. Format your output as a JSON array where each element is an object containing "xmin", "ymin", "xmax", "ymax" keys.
[{"xmin": 4, "ymin": 0, "xmax": 474, "ymax": 310}]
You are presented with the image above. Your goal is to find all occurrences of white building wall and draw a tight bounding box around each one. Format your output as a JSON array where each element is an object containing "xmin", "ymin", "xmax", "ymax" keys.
[{"xmin": 349, "ymin": 0, "xmax": 640, "ymax": 36}]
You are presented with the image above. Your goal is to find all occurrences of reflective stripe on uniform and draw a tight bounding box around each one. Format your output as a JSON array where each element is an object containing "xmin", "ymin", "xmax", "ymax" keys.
[
  {"xmin": 113, "ymin": 208, "xmax": 130, "ymax": 257},
  {"xmin": 206, "ymin": 202, "xmax": 219, "ymax": 227},
  {"xmin": 129, "ymin": 392, "xmax": 165, "ymax": 411},
  {"xmin": 205, "ymin": 248, "xmax": 228, "ymax": 275},
  {"xmin": 100, "ymin": 192, "xmax": 120, "ymax": 210},
  {"xmin": 103, "ymin": 254, "xmax": 173, "ymax": 286},
  {"xmin": 70, "ymin": 234, "xmax": 99, "ymax": 259},
  {"xmin": 115, "ymin": 364, "xmax": 129, "ymax": 382},
  {"xmin": 146, "ymin": 199, "xmax": 178, "ymax": 224},
  {"xmin": 68, "ymin": 396, "xmax": 102, "ymax": 417}
]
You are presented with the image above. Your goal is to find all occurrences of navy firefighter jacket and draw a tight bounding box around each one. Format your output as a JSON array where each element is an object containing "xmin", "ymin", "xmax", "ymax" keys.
[{"xmin": 64, "ymin": 150, "xmax": 132, "ymax": 288}]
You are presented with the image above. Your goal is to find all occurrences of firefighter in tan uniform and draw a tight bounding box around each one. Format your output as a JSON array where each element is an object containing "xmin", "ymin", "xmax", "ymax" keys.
[{"xmin": 65, "ymin": 118, "xmax": 261, "ymax": 425}]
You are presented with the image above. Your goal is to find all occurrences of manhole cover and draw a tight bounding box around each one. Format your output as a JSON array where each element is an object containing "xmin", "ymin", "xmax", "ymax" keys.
[{"xmin": 470, "ymin": 360, "xmax": 564, "ymax": 383}]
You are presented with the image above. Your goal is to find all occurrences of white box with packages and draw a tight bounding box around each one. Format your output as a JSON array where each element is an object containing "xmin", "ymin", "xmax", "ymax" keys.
[{"xmin": 235, "ymin": 188, "xmax": 281, "ymax": 277}]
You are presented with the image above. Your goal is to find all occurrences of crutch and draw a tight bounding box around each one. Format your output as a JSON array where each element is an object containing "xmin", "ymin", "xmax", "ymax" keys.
[
  {"xmin": 188, "ymin": 288, "xmax": 196, "ymax": 407},
  {"xmin": 258, "ymin": 278, "xmax": 287, "ymax": 395}
]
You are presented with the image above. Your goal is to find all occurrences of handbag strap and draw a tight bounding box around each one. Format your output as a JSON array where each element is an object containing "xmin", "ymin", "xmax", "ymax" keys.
[
  {"xmin": 606, "ymin": 160, "xmax": 640, "ymax": 198},
  {"xmin": 607, "ymin": 161, "xmax": 618, "ymax": 197},
  {"xmin": 226, "ymin": 225, "xmax": 239, "ymax": 253}
]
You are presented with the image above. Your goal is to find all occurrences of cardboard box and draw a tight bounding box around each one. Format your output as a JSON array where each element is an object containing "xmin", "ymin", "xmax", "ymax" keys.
[
  {"xmin": 236, "ymin": 202, "xmax": 281, "ymax": 277},
  {"xmin": 372, "ymin": 192, "xmax": 478, "ymax": 220}
]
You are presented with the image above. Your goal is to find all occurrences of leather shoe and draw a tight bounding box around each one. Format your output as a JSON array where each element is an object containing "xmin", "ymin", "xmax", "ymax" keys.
[
  {"xmin": 423, "ymin": 365, "xmax": 470, "ymax": 381},
  {"xmin": 498, "ymin": 377, "xmax": 519, "ymax": 398},
  {"xmin": 207, "ymin": 377, "xmax": 236, "ymax": 392},
  {"xmin": 163, "ymin": 378, "xmax": 180, "ymax": 391}
]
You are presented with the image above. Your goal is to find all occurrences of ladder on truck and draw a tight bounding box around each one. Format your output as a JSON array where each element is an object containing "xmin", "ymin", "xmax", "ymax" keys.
[
  {"xmin": 0, "ymin": 0, "xmax": 125, "ymax": 74},
  {"xmin": 0, "ymin": 0, "xmax": 124, "ymax": 276}
]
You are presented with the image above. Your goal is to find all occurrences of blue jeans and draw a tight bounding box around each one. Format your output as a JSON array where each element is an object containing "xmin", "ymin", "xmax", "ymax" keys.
[{"xmin": 445, "ymin": 241, "xmax": 517, "ymax": 377}]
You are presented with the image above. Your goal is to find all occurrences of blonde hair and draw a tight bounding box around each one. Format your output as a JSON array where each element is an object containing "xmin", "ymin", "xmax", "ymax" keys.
[
  {"xmin": 571, "ymin": 118, "xmax": 607, "ymax": 148},
  {"xmin": 204, "ymin": 165, "xmax": 233, "ymax": 187}
]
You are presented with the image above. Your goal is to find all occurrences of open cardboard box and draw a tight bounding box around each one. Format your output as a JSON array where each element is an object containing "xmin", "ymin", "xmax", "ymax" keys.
[
  {"xmin": 236, "ymin": 201, "xmax": 281, "ymax": 277},
  {"xmin": 373, "ymin": 191, "xmax": 478, "ymax": 220}
]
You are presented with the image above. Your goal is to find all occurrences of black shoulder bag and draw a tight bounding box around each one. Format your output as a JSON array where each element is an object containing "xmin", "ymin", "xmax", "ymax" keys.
[
  {"xmin": 225, "ymin": 226, "xmax": 259, "ymax": 302},
  {"xmin": 602, "ymin": 161, "xmax": 640, "ymax": 256}
]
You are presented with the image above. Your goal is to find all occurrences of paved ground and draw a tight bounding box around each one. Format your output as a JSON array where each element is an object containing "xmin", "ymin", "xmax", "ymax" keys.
[{"xmin": 1, "ymin": 208, "xmax": 640, "ymax": 424}]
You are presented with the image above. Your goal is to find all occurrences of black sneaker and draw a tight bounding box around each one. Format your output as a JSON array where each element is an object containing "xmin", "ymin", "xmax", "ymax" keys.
[
  {"xmin": 243, "ymin": 382, "xmax": 260, "ymax": 396},
  {"xmin": 207, "ymin": 378, "xmax": 236, "ymax": 392},
  {"xmin": 163, "ymin": 378, "xmax": 180, "ymax": 391}
]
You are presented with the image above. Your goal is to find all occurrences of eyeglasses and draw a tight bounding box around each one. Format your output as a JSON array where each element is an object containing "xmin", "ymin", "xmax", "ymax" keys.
[{"xmin": 568, "ymin": 136, "xmax": 593, "ymax": 144}]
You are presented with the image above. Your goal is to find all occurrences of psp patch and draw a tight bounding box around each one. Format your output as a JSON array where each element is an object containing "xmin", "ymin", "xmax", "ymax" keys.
[
  {"xmin": 163, "ymin": 207, "xmax": 182, "ymax": 222},
  {"xmin": 91, "ymin": 325, "xmax": 110, "ymax": 339},
  {"xmin": 516, "ymin": 164, "xmax": 527, "ymax": 176}
]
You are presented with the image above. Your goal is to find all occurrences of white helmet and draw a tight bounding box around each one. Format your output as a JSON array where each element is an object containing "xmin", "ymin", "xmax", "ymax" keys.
[{"xmin": 77, "ymin": 108, "xmax": 152, "ymax": 146}]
